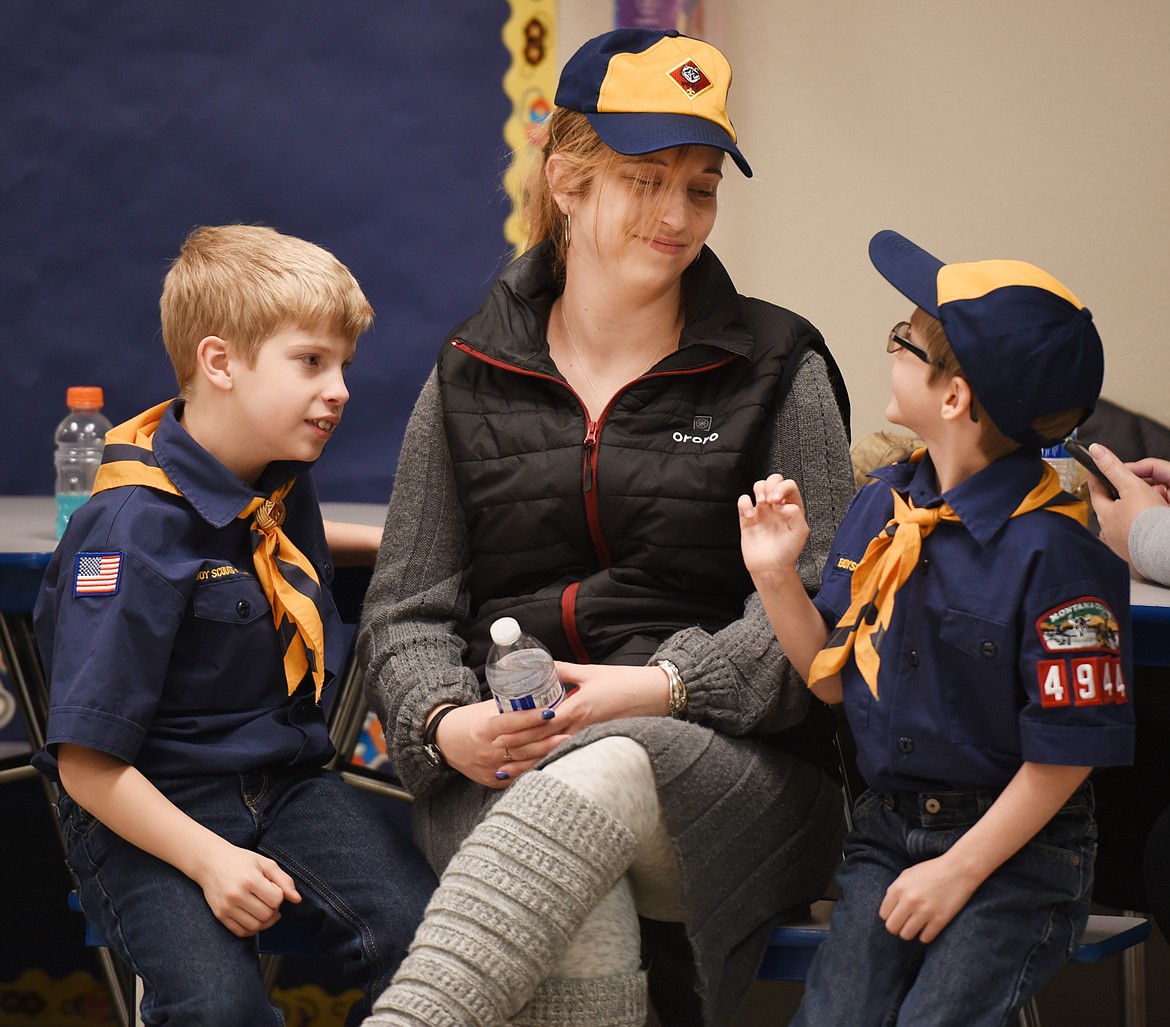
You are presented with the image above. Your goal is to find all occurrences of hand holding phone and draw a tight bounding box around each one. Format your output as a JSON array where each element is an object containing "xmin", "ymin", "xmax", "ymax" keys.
[{"xmin": 1063, "ymin": 438, "xmax": 1120, "ymax": 500}]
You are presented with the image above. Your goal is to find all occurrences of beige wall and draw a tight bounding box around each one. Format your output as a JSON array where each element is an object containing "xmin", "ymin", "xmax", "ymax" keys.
[{"xmin": 558, "ymin": 1, "xmax": 1170, "ymax": 441}]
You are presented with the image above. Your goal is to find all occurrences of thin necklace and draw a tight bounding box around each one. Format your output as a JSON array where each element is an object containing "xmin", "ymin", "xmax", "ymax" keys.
[{"xmin": 560, "ymin": 304, "xmax": 678, "ymax": 411}]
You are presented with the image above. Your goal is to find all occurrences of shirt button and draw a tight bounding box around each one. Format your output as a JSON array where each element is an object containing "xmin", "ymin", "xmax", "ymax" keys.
[
  {"xmin": 981, "ymin": 640, "xmax": 997, "ymax": 658},
  {"xmin": 924, "ymin": 797, "xmax": 942, "ymax": 814},
  {"xmin": 908, "ymin": 651, "xmax": 920, "ymax": 667},
  {"xmin": 919, "ymin": 558, "xmax": 930, "ymax": 575},
  {"xmin": 898, "ymin": 737, "xmax": 914, "ymax": 753},
  {"xmin": 236, "ymin": 600, "xmax": 251, "ymax": 618}
]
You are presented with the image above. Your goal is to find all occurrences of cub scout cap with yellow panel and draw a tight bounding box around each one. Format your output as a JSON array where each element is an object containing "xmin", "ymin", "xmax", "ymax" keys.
[
  {"xmin": 869, "ymin": 229, "xmax": 1104, "ymax": 447},
  {"xmin": 554, "ymin": 28, "xmax": 752, "ymax": 177}
]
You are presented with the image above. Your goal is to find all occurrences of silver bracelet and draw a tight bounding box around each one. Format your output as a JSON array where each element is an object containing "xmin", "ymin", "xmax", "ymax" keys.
[{"xmin": 656, "ymin": 659, "xmax": 688, "ymax": 719}]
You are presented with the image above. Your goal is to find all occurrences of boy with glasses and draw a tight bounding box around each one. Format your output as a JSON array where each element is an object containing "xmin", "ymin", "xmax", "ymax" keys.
[{"xmin": 738, "ymin": 230, "xmax": 1134, "ymax": 1026}]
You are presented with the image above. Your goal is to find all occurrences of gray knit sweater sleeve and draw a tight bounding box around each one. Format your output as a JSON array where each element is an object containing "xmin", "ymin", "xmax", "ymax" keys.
[
  {"xmin": 358, "ymin": 370, "xmax": 481, "ymax": 798},
  {"xmin": 653, "ymin": 348, "xmax": 853, "ymax": 734},
  {"xmin": 1128, "ymin": 506, "xmax": 1170, "ymax": 587}
]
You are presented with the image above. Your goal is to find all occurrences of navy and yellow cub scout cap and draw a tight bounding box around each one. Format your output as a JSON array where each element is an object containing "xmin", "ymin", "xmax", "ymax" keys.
[
  {"xmin": 554, "ymin": 28, "xmax": 752, "ymax": 177},
  {"xmin": 869, "ymin": 230, "xmax": 1104, "ymax": 447}
]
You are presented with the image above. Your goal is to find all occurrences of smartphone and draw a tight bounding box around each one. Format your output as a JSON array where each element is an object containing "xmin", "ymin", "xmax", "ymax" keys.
[{"xmin": 1063, "ymin": 438, "xmax": 1120, "ymax": 500}]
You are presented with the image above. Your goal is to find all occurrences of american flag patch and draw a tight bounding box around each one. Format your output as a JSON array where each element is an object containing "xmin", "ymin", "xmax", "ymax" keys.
[{"xmin": 75, "ymin": 552, "xmax": 123, "ymax": 596}]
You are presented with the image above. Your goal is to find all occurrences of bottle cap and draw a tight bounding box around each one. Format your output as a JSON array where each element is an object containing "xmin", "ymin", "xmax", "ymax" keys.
[
  {"xmin": 490, "ymin": 617, "xmax": 522, "ymax": 646},
  {"xmin": 67, "ymin": 386, "xmax": 104, "ymax": 409}
]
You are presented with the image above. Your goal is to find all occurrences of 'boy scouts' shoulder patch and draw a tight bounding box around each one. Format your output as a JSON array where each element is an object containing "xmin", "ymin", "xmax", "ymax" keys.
[
  {"xmin": 75, "ymin": 552, "xmax": 123, "ymax": 597},
  {"xmin": 1036, "ymin": 598, "xmax": 1120, "ymax": 653}
]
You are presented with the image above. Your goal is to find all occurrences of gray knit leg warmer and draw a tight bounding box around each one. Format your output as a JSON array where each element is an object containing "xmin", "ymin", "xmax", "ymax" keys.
[
  {"xmin": 363, "ymin": 771, "xmax": 638, "ymax": 1027},
  {"xmin": 509, "ymin": 973, "xmax": 648, "ymax": 1027}
]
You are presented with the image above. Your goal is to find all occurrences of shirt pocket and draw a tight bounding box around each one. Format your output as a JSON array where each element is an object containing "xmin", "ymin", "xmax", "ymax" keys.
[
  {"xmin": 175, "ymin": 574, "xmax": 279, "ymax": 710},
  {"xmin": 938, "ymin": 607, "xmax": 1020, "ymax": 747},
  {"xmin": 191, "ymin": 572, "xmax": 272, "ymax": 624}
]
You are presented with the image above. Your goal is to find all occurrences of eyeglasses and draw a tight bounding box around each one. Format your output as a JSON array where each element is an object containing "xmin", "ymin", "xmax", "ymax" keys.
[
  {"xmin": 887, "ymin": 322, "xmax": 933, "ymax": 365},
  {"xmin": 887, "ymin": 321, "xmax": 979, "ymax": 421}
]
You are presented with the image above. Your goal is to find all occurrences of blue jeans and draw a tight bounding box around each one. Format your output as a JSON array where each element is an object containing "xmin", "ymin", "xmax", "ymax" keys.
[
  {"xmin": 59, "ymin": 766, "xmax": 436, "ymax": 1027},
  {"xmin": 790, "ymin": 783, "xmax": 1096, "ymax": 1027}
]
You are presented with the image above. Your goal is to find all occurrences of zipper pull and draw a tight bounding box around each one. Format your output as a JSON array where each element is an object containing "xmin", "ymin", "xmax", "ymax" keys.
[{"xmin": 582, "ymin": 421, "xmax": 599, "ymax": 492}]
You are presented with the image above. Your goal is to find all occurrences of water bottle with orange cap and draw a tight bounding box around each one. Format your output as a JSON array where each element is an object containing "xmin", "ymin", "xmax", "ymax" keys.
[{"xmin": 54, "ymin": 386, "xmax": 113, "ymax": 538}]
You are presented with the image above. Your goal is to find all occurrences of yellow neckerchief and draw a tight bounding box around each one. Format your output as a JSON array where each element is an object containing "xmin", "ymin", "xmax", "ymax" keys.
[
  {"xmin": 808, "ymin": 449, "xmax": 1087, "ymax": 699},
  {"xmin": 92, "ymin": 400, "xmax": 325, "ymax": 701}
]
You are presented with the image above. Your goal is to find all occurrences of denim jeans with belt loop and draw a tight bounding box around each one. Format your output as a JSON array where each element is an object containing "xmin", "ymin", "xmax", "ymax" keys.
[{"xmin": 790, "ymin": 782, "xmax": 1096, "ymax": 1027}]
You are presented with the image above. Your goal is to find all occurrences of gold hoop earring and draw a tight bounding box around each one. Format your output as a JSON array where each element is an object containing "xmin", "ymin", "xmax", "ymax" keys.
[{"xmin": 564, "ymin": 213, "xmax": 571, "ymax": 249}]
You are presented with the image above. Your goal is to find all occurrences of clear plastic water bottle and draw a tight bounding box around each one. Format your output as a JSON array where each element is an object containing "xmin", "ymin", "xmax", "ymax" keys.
[
  {"xmin": 1042, "ymin": 430, "xmax": 1078, "ymax": 493},
  {"xmin": 485, "ymin": 617, "xmax": 566, "ymax": 713},
  {"xmin": 55, "ymin": 386, "xmax": 113, "ymax": 538}
]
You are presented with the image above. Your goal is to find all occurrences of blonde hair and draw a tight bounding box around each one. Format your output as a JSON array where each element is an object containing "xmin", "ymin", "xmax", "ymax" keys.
[
  {"xmin": 160, "ymin": 225, "xmax": 374, "ymax": 395},
  {"xmin": 522, "ymin": 109, "xmax": 609, "ymax": 279},
  {"xmin": 919, "ymin": 311, "xmax": 1083, "ymax": 456},
  {"xmin": 521, "ymin": 108, "xmax": 723, "ymax": 282}
]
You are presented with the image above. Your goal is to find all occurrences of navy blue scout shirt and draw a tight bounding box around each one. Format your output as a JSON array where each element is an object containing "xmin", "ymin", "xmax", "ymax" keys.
[
  {"xmin": 813, "ymin": 447, "xmax": 1134, "ymax": 794},
  {"xmin": 33, "ymin": 402, "xmax": 342, "ymax": 781}
]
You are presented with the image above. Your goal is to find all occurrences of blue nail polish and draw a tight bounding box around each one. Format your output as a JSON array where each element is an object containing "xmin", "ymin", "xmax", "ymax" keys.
[
  {"xmin": 541, "ymin": 709, "xmax": 556, "ymax": 720},
  {"xmin": 495, "ymin": 771, "xmax": 510, "ymax": 780}
]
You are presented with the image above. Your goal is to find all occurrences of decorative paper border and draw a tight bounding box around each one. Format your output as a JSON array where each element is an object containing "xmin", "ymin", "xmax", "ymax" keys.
[{"xmin": 501, "ymin": 0, "xmax": 557, "ymax": 255}]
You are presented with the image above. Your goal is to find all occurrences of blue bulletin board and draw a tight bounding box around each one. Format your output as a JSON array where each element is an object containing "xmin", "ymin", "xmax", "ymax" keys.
[{"xmin": 1, "ymin": 0, "xmax": 512, "ymax": 503}]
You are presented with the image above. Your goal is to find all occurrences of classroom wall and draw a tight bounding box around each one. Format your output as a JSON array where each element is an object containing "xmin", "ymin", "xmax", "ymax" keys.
[
  {"xmin": 563, "ymin": 0, "xmax": 1170, "ymax": 443},
  {"xmin": 3, "ymin": 0, "xmax": 512, "ymax": 504}
]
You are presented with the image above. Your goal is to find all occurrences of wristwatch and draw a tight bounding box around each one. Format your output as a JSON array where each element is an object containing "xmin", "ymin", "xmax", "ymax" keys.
[
  {"xmin": 422, "ymin": 704, "xmax": 459, "ymax": 768},
  {"xmin": 656, "ymin": 660, "xmax": 688, "ymax": 719}
]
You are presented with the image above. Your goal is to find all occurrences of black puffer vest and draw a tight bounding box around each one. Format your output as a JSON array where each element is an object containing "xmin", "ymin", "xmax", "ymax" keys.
[{"xmin": 438, "ymin": 242, "xmax": 848, "ymax": 675}]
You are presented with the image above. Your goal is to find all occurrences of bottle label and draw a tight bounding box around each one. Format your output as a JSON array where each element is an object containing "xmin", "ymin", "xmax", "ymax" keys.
[{"xmin": 493, "ymin": 677, "xmax": 566, "ymax": 714}]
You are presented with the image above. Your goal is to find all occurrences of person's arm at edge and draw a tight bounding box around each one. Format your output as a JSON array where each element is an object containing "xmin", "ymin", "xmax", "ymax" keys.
[
  {"xmin": 323, "ymin": 519, "xmax": 383, "ymax": 567},
  {"xmin": 1087, "ymin": 444, "xmax": 1168, "ymax": 568},
  {"xmin": 1127, "ymin": 506, "xmax": 1170, "ymax": 586}
]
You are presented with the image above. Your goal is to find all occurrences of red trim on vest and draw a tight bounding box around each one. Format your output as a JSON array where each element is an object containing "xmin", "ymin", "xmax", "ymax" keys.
[{"xmin": 561, "ymin": 583, "xmax": 591, "ymax": 663}]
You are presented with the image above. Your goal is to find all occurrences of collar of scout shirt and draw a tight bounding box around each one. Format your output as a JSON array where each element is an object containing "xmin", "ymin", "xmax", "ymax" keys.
[
  {"xmin": 99, "ymin": 399, "xmax": 316, "ymax": 527},
  {"xmin": 95, "ymin": 399, "xmax": 325, "ymax": 699},
  {"xmin": 866, "ymin": 446, "xmax": 1086, "ymax": 547}
]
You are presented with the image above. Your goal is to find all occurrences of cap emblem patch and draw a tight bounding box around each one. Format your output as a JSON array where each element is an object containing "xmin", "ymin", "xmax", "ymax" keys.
[{"xmin": 668, "ymin": 60, "xmax": 712, "ymax": 98}]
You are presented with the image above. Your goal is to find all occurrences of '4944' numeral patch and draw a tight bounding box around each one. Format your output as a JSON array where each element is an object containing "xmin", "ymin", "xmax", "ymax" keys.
[{"xmin": 1038, "ymin": 656, "xmax": 1127, "ymax": 708}]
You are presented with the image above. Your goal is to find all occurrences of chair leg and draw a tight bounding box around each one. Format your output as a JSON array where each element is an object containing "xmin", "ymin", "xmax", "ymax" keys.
[
  {"xmin": 260, "ymin": 952, "xmax": 283, "ymax": 995},
  {"xmin": 1121, "ymin": 910, "xmax": 1147, "ymax": 1027},
  {"xmin": 95, "ymin": 945, "xmax": 138, "ymax": 1027},
  {"xmin": 1018, "ymin": 997, "xmax": 1042, "ymax": 1027}
]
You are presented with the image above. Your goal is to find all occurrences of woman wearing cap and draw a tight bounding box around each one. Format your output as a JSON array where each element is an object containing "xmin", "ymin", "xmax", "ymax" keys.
[{"xmin": 359, "ymin": 28, "xmax": 853, "ymax": 1027}]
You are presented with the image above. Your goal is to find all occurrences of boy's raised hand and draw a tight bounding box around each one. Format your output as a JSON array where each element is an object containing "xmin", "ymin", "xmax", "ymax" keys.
[{"xmin": 738, "ymin": 474, "xmax": 809, "ymax": 578}]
